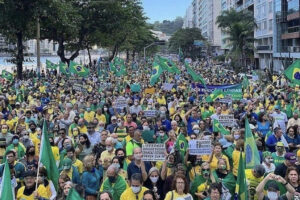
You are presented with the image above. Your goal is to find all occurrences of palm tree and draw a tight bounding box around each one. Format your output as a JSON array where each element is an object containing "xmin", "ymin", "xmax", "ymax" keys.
[{"xmin": 217, "ymin": 9, "xmax": 256, "ymax": 72}]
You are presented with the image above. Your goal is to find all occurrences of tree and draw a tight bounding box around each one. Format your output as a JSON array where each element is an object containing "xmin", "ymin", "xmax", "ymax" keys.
[
  {"xmin": 152, "ymin": 17, "xmax": 184, "ymax": 36},
  {"xmin": 0, "ymin": 0, "xmax": 49, "ymax": 79},
  {"xmin": 216, "ymin": 9, "xmax": 256, "ymax": 72},
  {"xmin": 169, "ymin": 28, "xmax": 205, "ymax": 60}
]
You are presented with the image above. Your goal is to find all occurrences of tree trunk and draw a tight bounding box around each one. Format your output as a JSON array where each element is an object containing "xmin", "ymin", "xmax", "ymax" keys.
[
  {"xmin": 87, "ymin": 47, "xmax": 92, "ymax": 67},
  {"xmin": 57, "ymin": 38, "xmax": 67, "ymax": 64},
  {"xmin": 16, "ymin": 31, "xmax": 24, "ymax": 80},
  {"xmin": 109, "ymin": 45, "xmax": 118, "ymax": 61},
  {"xmin": 126, "ymin": 49, "xmax": 129, "ymax": 61},
  {"xmin": 132, "ymin": 50, "xmax": 135, "ymax": 61}
]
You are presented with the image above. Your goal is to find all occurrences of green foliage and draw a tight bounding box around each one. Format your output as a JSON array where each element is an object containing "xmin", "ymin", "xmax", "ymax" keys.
[
  {"xmin": 152, "ymin": 17, "xmax": 184, "ymax": 36},
  {"xmin": 216, "ymin": 9, "xmax": 256, "ymax": 72},
  {"xmin": 168, "ymin": 28, "xmax": 204, "ymax": 60}
]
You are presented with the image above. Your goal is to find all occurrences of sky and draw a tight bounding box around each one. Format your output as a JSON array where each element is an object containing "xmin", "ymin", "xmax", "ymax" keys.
[{"xmin": 142, "ymin": 0, "xmax": 193, "ymax": 23}]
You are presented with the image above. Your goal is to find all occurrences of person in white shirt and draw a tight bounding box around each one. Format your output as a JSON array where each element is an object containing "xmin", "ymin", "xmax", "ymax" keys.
[
  {"xmin": 262, "ymin": 152, "xmax": 275, "ymax": 173},
  {"xmin": 270, "ymin": 105, "xmax": 288, "ymax": 133}
]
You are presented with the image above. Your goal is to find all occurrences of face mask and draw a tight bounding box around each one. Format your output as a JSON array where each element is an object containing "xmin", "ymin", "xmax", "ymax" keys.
[
  {"xmin": 134, "ymin": 154, "xmax": 142, "ymax": 160},
  {"xmin": 80, "ymin": 141, "xmax": 86, "ymax": 145},
  {"xmin": 150, "ymin": 176, "xmax": 159, "ymax": 183},
  {"xmin": 78, "ymin": 122, "xmax": 84, "ymax": 126},
  {"xmin": 203, "ymin": 171, "xmax": 210, "ymax": 177},
  {"xmin": 23, "ymin": 135, "xmax": 29, "ymax": 140},
  {"xmin": 117, "ymin": 123, "xmax": 122, "ymax": 127},
  {"xmin": 99, "ymin": 127, "xmax": 104, "ymax": 132},
  {"xmin": 65, "ymin": 144, "xmax": 71, "ymax": 149},
  {"xmin": 28, "ymin": 151, "xmax": 35, "ymax": 156},
  {"xmin": 37, "ymin": 135, "xmax": 41, "ymax": 140},
  {"xmin": 234, "ymin": 134, "xmax": 240, "ymax": 140},
  {"xmin": 194, "ymin": 130, "xmax": 200, "ymax": 134},
  {"xmin": 108, "ymin": 176, "xmax": 116, "ymax": 183},
  {"xmin": 267, "ymin": 191, "xmax": 278, "ymax": 200},
  {"xmin": 30, "ymin": 127, "xmax": 36, "ymax": 132},
  {"xmin": 1, "ymin": 129, "xmax": 7, "ymax": 134},
  {"xmin": 118, "ymin": 156, "xmax": 125, "ymax": 161},
  {"xmin": 159, "ymin": 133, "xmax": 164, "ymax": 137},
  {"xmin": 143, "ymin": 126, "xmax": 149, "ymax": 131},
  {"xmin": 112, "ymin": 163, "xmax": 120, "ymax": 170},
  {"xmin": 260, "ymin": 109, "xmax": 264, "ymax": 113},
  {"xmin": 104, "ymin": 108, "xmax": 108, "ymax": 111},
  {"xmin": 220, "ymin": 165, "xmax": 226, "ymax": 170},
  {"xmin": 106, "ymin": 146, "xmax": 113, "ymax": 151},
  {"xmin": 73, "ymin": 130, "xmax": 79, "ymax": 136},
  {"xmin": 112, "ymin": 138, "xmax": 118, "ymax": 144},
  {"xmin": 134, "ymin": 102, "xmax": 138, "ymax": 106},
  {"xmin": 131, "ymin": 186, "xmax": 141, "ymax": 194},
  {"xmin": 12, "ymin": 139, "xmax": 19, "ymax": 145},
  {"xmin": 120, "ymin": 113, "xmax": 125, "ymax": 116},
  {"xmin": 74, "ymin": 119, "xmax": 79, "ymax": 124},
  {"xmin": 50, "ymin": 142, "xmax": 54, "ymax": 146}
]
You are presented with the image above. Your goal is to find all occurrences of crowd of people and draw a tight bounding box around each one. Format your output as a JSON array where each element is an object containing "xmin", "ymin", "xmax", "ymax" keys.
[{"xmin": 0, "ymin": 57, "xmax": 299, "ymax": 200}]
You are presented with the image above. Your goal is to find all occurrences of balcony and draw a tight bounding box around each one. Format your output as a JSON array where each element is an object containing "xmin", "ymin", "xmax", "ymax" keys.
[
  {"xmin": 256, "ymin": 45, "xmax": 272, "ymax": 51},
  {"xmin": 282, "ymin": 26, "xmax": 300, "ymax": 39},
  {"xmin": 287, "ymin": 11, "xmax": 300, "ymax": 21}
]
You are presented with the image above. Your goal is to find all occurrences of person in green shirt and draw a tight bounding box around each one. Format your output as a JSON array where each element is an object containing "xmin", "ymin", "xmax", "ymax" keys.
[
  {"xmin": 156, "ymin": 127, "xmax": 168, "ymax": 144},
  {"xmin": 126, "ymin": 129, "xmax": 143, "ymax": 161},
  {"xmin": 271, "ymin": 142, "xmax": 286, "ymax": 167}
]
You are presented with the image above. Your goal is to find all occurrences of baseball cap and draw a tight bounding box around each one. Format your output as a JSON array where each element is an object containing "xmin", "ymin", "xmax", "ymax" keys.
[
  {"xmin": 267, "ymin": 182, "xmax": 279, "ymax": 191},
  {"xmin": 274, "ymin": 105, "xmax": 280, "ymax": 110},
  {"xmin": 285, "ymin": 152, "xmax": 297, "ymax": 163},
  {"xmin": 193, "ymin": 125, "xmax": 200, "ymax": 130},
  {"xmin": 111, "ymin": 116, "xmax": 117, "ymax": 120},
  {"xmin": 62, "ymin": 158, "xmax": 72, "ymax": 170},
  {"xmin": 276, "ymin": 142, "xmax": 284, "ymax": 147},
  {"xmin": 24, "ymin": 170, "xmax": 37, "ymax": 178}
]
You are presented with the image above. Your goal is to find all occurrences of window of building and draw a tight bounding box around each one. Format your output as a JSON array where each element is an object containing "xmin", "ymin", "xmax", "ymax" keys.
[
  {"xmin": 269, "ymin": 1, "xmax": 273, "ymax": 13},
  {"xmin": 269, "ymin": 19, "xmax": 273, "ymax": 30}
]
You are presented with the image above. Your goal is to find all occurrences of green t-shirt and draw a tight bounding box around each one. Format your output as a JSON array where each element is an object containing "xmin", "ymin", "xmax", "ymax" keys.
[{"xmin": 271, "ymin": 152, "xmax": 285, "ymax": 167}]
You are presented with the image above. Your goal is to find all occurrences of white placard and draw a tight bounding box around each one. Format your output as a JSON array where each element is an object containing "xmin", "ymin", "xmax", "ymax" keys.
[
  {"xmin": 113, "ymin": 97, "xmax": 127, "ymax": 109},
  {"xmin": 144, "ymin": 110, "xmax": 156, "ymax": 118},
  {"xmin": 218, "ymin": 114, "xmax": 235, "ymax": 127},
  {"xmin": 189, "ymin": 139, "xmax": 211, "ymax": 155},
  {"xmin": 142, "ymin": 143, "xmax": 166, "ymax": 161},
  {"xmin": 162, "ymin": 83, "xmax": 174, "ymax": 91}
]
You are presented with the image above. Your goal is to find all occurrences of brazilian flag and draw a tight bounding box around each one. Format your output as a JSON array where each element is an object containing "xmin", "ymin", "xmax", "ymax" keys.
[
  {"xmin": 175, "ymin": 133, "xmax": 188, "ymax": 158},
  {"xmin": 178, "ymin": 47, "xmax": 184, "ymax": 62},
  {"xmin": 157, "ymin": 56, "xmax": 180, "ymax": 74},
  {"xmin": 213, "ymin": 119, "xmax": 230, "ymax": 135},
  {"xmin": 69, "ymin": 61, "xmax": 89, "ymax": 77},
  {"xmin": 46, "ymin": 59, "xmax": 58, "ymax": 70},
  {"xmin": 109, "ymin": 62, "xmax": 117, "ymax": 74},
  {"xmin": 184, "ymin": 62, "xmax": 206, "ymax": 87},
  {"xmin": 235, "ymin": 152, "xmax": 248, "ymax": 200},
  {"xmin": 16, "ymin": 89, "xmax": 24, "ymax": 103},
  {"xmin": 245, "ymin": 117, "xmax": 260, "ymax": 169},
  {"xmin": 1, "ymin": 70, "xmax": 13, "ymax": 82},
  {"xmin": 66, "ymin": 188, "xmax": 84, "ymax": 200},
  {"xmin": 242, "ymin": 75, "xmax": 250, "ymax": 90},
  {"xmin": 150, "ymin": 61, "xmax": 163, "ymax": 86},
  {"xmin": 205, "ymin": 89, "xmax": 224, "ymax": 102},
  {"xmin": 284, "ymin": 59, "xmax": 300, "ymax": 85},
  {"xmin": 59, "ymin": 61, "xmax": 70, "ymax": 76}
]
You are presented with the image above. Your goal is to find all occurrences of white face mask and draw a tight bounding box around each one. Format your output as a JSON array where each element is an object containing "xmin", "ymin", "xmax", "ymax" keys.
[
  {"xmin": 131, "ymin": 186, "xmax": 141, "ymax": 194},
  {"xmin": 134, "ymin": 154, "xmax": 142, "ymax": 160},
  {"xmin": 143, "ymin": 126, "xmax": 149, "ymax": 131},
  {"xmin": 194, "ymin": 130, "xmax": 200, "ymax": 134},
  {"xmin": 117, "ymin": 123, "xmax": 122, "ymax": 127},
  {"xmin": 267, "ymin": 191, "xmax": 278, "ymax": 200},
  {"xmin": 150, "ymin": 176, "xmax": 159, "ymax": 183},
  {"xmin": 106, "ymin": 146, "xmax": 113, "ymax": 151},
  {"xmin": 234, "ymin": 134, "xmax": 240, "ymax": 140}
]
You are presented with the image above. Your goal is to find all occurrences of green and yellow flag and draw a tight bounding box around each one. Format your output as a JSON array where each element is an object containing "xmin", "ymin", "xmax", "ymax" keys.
[
  {"xmin": 39, "ymin": 120, "xmax": 59, "ymax": 190},
  {"xmin": 1, "ymin": 70, "xmax": 13, "ymax": 82},
  {"xmin": 16, "ymin": 89, "xmax": 24, "ymax": 103},
  {"xmin": 184, "ymin": 62, "xmax": 206, "ymax": 87},
  {"xmin": 0, "ymin": 160, "xmax": 14, "ymax": 200},
  {"xmin": 157, "ymin": 56, "xmax": 180, "ymax": 74},
  {"xmin": 235, "ymin": 151, "xmax": 248, "ymax": 200},
  {"xmin": 284, "ymin": 59, "xmax": 300, "ymax": 85},
  {"xmin": 66, "ymin": 188, "xmax": 84, "ymax": 200},
  {"xmin": 150, "ymin": 61, "xmax": 163, "ymax": 86},
  {"xmin": 213, "ymin": 119, "xmax": 230, "ymax": 135},
  {"xmin": 175, "ymin": 133, "xmax": 188, "ymax": 158},
  {"xmin": 46, "ymin": 59, "xmax": 58, "ymax": 70},
  {"xmin": 242, "ymin": 75, "xmax": 250, "ymax": 90},
  {"xmin": 59, "ymin": 61, "xmax": 70, "ymax": 76},
  {"xmin": 245, "ymin": 117, "xmax": 260, "ymax": 169},
  {"xmin": 205, "ymin": 89, "xmax": 224, "ymax": 102},
  {"xmin": 69, "ymin": 61, "xmax": 89, "ymax": 77}
]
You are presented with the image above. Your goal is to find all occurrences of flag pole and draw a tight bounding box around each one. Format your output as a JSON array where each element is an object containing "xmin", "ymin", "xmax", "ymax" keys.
[{"xmin": 35, "ymin": 119, "xmax": 45, "ymax": 191}]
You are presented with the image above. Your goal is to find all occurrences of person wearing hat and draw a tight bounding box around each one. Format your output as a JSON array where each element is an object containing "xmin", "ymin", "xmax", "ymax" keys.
[
  {"xmin": 16, "ymin": 170, "xmax": 49, "ymax": 200},
  {"xmin": 107, "ymin": 116, "xmax": 118, "ymax": 134},
  {"xmin": 270, "ymin": 105, "xmax": 288, "ymax": 133},
  {"xmin": 5, "ymin": 135, "xmax": 26, "ymax": 160},
  {"xmin": 271, "ymin": 142, "xmax": 286, "ymax": 167},
  {"xmin": 262, "ymin": 151, "xmax": 275, "ymax": 174},
  {"xmin": 59, "ymin": 158, "xmax": 81, "ymax": 184},
  {"xmin": 274, "ymin": 152, "xmax": 300, "ymax": 178},
  {"xmin": 245, "ymin": 164, "xmax": 266, "ymax": 199},
  {"xmin": 256, "ymin": 173, "xmax": 295, "ymax": 200}
]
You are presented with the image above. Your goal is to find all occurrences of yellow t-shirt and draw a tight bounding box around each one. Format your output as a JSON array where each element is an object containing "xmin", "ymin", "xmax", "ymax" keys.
[
  {"xmin": 245, "ymin": 169, "xmax": 264, "ymax": 200},
  {"xmin": 96, "ymin": 114, "xmax": 106, "ymax": 124},
  {"xmin": 120, "ymin": 186, "xmax": 148, "ymax": 200},
  {"xmin": 73, "ymin": 159, "xmax": 84, "ymax": 174},
  {"xmin": 189, "ymin": 166, "xmax": 201, "ymax": 182},
  {"xmin": 209, "ymin": 155, "xmax": 230, "ymax": 171},
  {"xmin": 232, "ymin": 150, "xmax": 245, "ymax": 176},
  {"xmin": 157, "ymin": 97, "xmax": 166, "ymax": 105},
  {"xmin": 51, "ymin": 146, "xmax": 60, "ymax": 161},
  {"xmin": 78, "ymin": 126, "xmax": 88, "ymax": 134},
  {"xmin": 17, "ymin": 185, "xmax": 48, "ymax": 200},
  {"xmin": 84, "ymin": 111, "xmax": 95, "ymax": 123},
  {"xmin": 164, "ymin": 190, "xmax": 193, "ymax": 200},
  {"xmin": 100, "ymin": 150, "xmax": 116, "ymax": 162}
]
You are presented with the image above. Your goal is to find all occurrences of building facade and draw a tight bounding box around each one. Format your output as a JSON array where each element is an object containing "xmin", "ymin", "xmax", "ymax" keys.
[
  {"xmin": 273, "ymin": 0, "xmax": 300, "ymax": 71},
  {"xmin": 183, "ymin": 5, "xmax": 194, "ymax": 28}
]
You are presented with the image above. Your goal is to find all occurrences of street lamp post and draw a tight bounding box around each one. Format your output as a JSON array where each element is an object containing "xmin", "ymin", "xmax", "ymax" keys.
[{"xmin": 143, "ymin": 41, "xmax": 165, "ymax": 60}]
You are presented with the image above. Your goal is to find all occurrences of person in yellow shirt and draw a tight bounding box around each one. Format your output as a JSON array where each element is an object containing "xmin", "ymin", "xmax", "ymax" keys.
[
  {"xmin": 17, "ymin": 170, "xmax": 49, "ymax": 200},
  {"xmin": 156, "ymin": 92, "xmax": 166, "ymax": 105},
  {"xmin": 245, "ymin": 164, "xmax": 266, "ymax": 200},
  {"xmin": 84, "ymin": 107, "xmax": 95, "ymax": 123},
  {"xmin": 49, "ymin": 137, "xmax": 60, "ymax": 165},
  {"xmin": 37, "ymin": 167, "xmax": 57, "ymax": 199},
  {"xmin": 232, "ymin": 139, "xmax": 244, "ymax": 176},
  {"xmin": 208, "ymin": 142, "xmax": 230, "ymax": 171},
  {"xmin": 78, "ymin": 118, "xmax": 88, "ymax": 134},
  {"xmin": 120, "ymin": 173, "xmax": 148, "ymax": 200},
  {"xmin": 95, "ymin": 108, "xmax": 106, "ymax": 124},
  {"xmin": 66, "ymin": 147, "xmax": 84, "ymax": 174},
  {"xmin": 164, "ymin": 174, "xmax": 193, "ymax": 200}
]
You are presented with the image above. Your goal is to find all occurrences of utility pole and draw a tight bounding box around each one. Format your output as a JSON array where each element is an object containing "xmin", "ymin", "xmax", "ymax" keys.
[{"xmin": 37, "ymin": 17, "xmax": 41, "ymax": 77}]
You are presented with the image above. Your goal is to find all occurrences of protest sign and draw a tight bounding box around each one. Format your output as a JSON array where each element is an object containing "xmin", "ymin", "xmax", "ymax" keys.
[
  {"xmin": 218, "ymin": 114, "xmax": 235, "ymax": 127},
  {"xmin": 142, "ymin": 143, "xmax": 166, "ymax": 161},
  {"xmin": 144, "ymin": 110, "xmax": 156, "ymax": 118},
  {"xmin": 162, "ymin": 83, "xmax": 174, "ymax": 91},
  {"xmin": 113, "ymin": 97, "xmax": 127, "ymax": 109},
  {"xmin": 144, "ymin": 87, "xmax": 155, "ymax": 94},
  {"xmin": 189, "ymin": 139, "xmax": 211, "ymax": 155},
  {"xmin": 218, "ymin": 95, "xmax": 233, "ymax": 105},
  {"xmin": 192, "ymin": 84, "xmax": 243, "ymax": 100},
  {"xmin": 72, "ymin": 83, "xmax": 87, "ymax": 93}
]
